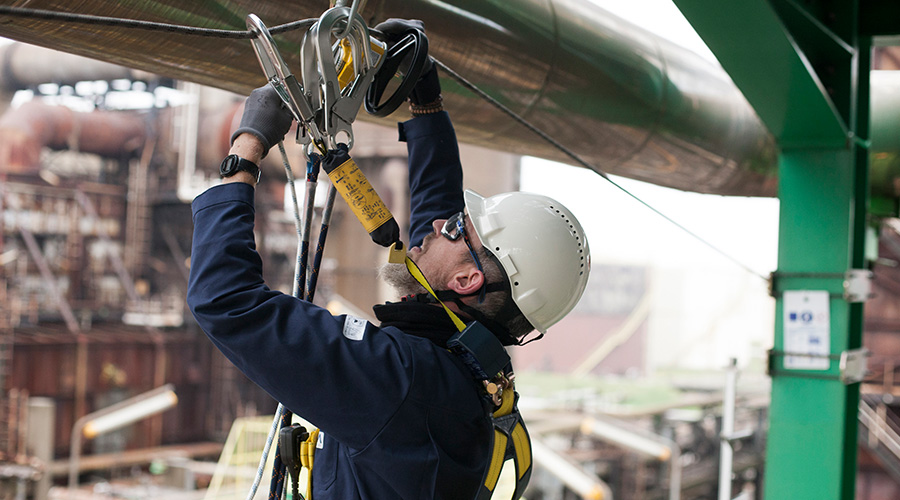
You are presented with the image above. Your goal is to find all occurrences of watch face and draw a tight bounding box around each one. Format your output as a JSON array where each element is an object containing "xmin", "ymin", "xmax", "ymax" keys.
[
  {"xmin": 220, "ymin": 154, "xmax": 241, "ymax": 177},
  {"xmin": 219, "ymin": 155, "xmax": 259, "ymax": 181}
]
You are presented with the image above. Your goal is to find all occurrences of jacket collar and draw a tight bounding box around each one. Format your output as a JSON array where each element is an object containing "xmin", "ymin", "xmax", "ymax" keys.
[{"xmin": 372, "ymin": 300, "xmax": 460, "ymax": 348}]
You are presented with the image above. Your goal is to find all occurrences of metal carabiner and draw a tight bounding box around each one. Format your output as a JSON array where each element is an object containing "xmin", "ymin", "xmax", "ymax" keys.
[
  {"xmin": 313, "ymin": 6, "xmax": 386, "ymax": 150},
  {"xmin": 247, "ymin": 14, "xmax": 327, "ymax": 153},
  {"xmin": 333, "ymin": 0, "xmax": 362, "ymax": 40}
]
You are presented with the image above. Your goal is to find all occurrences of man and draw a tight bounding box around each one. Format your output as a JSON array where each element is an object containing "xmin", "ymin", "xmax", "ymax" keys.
[{"xmin": 188, "ymin": 20, "xmax": 590, "ymax": 500}]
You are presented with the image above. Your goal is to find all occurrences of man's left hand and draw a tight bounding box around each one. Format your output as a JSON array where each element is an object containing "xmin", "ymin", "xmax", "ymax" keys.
[{"xmin": 231, "ymin": 85, "xmax": 294, "ymax": 158}]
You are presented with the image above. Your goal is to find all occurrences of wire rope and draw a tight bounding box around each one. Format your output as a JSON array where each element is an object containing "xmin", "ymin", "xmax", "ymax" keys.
[
  {"xmin": 0, "ymin": 6, "xmax": 313, "ymax": 38},
  {"xmin": 432, "ymin": 58, "xmax": 769, "ymax": 282}
]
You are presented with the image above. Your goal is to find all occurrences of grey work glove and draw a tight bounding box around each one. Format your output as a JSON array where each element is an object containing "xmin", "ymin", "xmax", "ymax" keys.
[
  {"xmin": 373, "ymin": 18, "xmax": 441, "ymax": 106},
  {"xmin": 231, "ymin": 85, "xmax": 293, "ymax": 157}
]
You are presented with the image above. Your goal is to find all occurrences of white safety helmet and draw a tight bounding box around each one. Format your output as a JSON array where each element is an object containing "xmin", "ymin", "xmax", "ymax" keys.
[{"xmin": 464, "ymin": 189, "xmax": 590, "ymax": 334}]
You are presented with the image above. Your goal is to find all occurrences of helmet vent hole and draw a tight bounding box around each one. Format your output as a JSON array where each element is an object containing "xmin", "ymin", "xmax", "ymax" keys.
[
  {"xmin": 514, "ymin": 281, "xmax": 519, "ymax": 286},
  {"xmin": 495, "ymin": 247, "xmax": 500, "ymax": 252}
]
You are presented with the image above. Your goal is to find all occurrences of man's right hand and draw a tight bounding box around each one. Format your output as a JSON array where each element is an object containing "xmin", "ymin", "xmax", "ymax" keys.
[
  {"xmin": 374, "ymin": 19, "xmax": 442, "ymax": 107},
  {"xmin": 231, "ymin": 85, "xmax": 293, "ymax": 157}
]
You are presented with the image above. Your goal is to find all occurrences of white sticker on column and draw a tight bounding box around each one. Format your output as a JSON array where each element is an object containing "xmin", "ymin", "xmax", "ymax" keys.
[
  {"xmin": 783, "ymin": 290, "xmax": 830, "ymax": 370},
  {"xmin": 343, "ymin": 315, "xmax": 367, "ymax": 341}
]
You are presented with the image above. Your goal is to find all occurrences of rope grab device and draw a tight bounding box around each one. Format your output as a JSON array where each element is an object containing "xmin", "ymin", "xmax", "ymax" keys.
[{"xmin": 245, "ymin": 2, "xmax": 532, "ymax": 499}]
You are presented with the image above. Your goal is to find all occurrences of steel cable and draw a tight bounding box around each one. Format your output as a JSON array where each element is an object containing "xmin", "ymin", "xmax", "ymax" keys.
[
  {"xmin": 0, "ymin": 6, "xmax": 314, "ymax": 38},
  {"xmin": 432, "ymin": 58, "xmax": 769, "ymax": 282}
]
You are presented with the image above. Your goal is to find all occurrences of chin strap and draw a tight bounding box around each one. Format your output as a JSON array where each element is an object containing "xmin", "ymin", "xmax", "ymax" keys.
[
  {"xmin": 404, "ymin": 256, "xmax": 467, "ymax": 331},
  {"xmin": 403, "ymin": 257, "xmax": 522, "ymax": 344}
]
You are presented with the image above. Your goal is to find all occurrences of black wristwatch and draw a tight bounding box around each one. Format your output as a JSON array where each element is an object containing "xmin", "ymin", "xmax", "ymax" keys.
[{"xmin": 220, "ymin": 154, "xmax": 261, "ymax": 182}]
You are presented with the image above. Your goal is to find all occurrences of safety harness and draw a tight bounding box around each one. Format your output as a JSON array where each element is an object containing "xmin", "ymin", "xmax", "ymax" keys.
[
  {"xmin": 278, "ymin": 257, "xmax": 533, "ymax": 500},
  {"xmin": 405, "ymin": 257, "xmax": 534, "ymax": 500}
]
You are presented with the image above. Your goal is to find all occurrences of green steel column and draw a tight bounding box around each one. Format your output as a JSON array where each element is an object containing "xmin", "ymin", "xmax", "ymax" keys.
[
  {"xmin": 670, "ymin": 1, "xmax": 871, "ymax": 498},
  {"xmin": 768, "ymin": 147, "xmax": 863, "ymax": 499}
]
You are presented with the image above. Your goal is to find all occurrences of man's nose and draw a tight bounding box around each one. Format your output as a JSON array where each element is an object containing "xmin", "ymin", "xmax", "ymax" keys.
[{"xmin": 432, "ymin": 219, "xmax": 446, "ymax": 233}]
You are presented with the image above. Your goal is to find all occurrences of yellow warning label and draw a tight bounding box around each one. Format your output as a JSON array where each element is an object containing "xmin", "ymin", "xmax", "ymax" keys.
[{"xmin": 327, "ymin": 158, "xmax": 393, "ymax": 233}]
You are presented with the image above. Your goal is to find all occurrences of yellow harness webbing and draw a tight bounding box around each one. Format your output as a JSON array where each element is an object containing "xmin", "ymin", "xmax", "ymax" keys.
[
  {"xmin": 405, "ymin": 256, "xmax": 533, "ymax": 500},
  {"xmin": 300, "ymin": 428, "xmax": 319, "ymax": 499}
]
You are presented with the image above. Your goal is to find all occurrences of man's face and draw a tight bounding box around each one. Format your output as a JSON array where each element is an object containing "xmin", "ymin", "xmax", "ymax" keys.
[
  {"xmin": 380, "ymin": 212, "xmax": 485, "ymax": 296},
  {"xmin": 411, "ymin": 213, "xmax": 484, "ymax": 280}
]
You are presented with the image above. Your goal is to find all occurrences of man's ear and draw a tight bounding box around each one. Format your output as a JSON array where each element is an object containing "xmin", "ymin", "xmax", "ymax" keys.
[{"xmin": 447, "ymin": 267, "xmax": 485, "ymax": 296}]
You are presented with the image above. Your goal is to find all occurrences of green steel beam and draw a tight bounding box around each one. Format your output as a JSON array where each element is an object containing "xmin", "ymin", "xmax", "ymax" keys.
[
  {"xmin": 769, "ymin": 1, "xmax": 857, "ymax": 130},
  {"xmin": 672, "ymin": 0, "xmax": 848, "ymax": 148},
  {"xmin": 672, "ymin": 1, "xmax": 870, "ymax": 499}
]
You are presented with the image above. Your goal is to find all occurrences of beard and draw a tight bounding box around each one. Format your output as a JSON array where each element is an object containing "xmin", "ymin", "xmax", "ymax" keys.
[{"xmin": 378, "ymin": 262, "xmax": 428, "ymax": 297}]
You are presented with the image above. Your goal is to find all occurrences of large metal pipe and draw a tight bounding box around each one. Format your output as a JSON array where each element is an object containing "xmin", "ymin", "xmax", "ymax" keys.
[
  {"xmin": 531, "ymin": 438, "xmax": 613, "ymax": 500},
  {"xmin": 0, "ymin": 43, "xmax": 155, "ymax": 92},
  {"xmin": 870, "ymin": 71, "xmax": 900, "ymax": 198},
  {"xmin": 0, "ymin": 90, "xmax": 248, "ymax": 177},
  {"xmin": 581, "ymin": 417, "xmax": 682, "ymax": 500},
  {"xmin": 0, "ymin": 1, "xmax": 895, "ymax": 197},
  {"xmin": 0, "ymin": 101, "xmax": 146, "ymax": 173},
  {"xmin": 0, "ymin": 0, "xmax": 776, "ymax": 196}
]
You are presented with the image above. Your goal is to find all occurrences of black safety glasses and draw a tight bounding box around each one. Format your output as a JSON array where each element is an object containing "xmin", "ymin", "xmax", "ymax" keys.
[{"xmin": 441, "ymin": 212, "xmax": 486, "ymax": 302}]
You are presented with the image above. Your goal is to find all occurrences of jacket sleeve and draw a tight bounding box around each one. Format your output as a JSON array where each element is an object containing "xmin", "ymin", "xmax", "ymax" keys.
[
  {"xmin": 187, "ymin": 182, "xmax": 414, "ymax": 448},
  {"xmin": 398, "ymin": 111, "xmax": 465, "ymax": 248}
]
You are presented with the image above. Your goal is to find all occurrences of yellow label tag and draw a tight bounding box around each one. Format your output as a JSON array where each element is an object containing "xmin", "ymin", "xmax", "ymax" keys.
[
  {"xmin": 388, "ymin": 242, "xmax": 406, "ymax": 263},
  {"xmin": 327, "ymin": 158, "xmax": 393, "ymax": 233}
]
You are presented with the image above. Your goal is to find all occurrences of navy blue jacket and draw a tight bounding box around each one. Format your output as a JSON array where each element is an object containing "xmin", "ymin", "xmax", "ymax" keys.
[{"xmin": 188, "ymin": 112, "xmax": 489, "ymax": 499}]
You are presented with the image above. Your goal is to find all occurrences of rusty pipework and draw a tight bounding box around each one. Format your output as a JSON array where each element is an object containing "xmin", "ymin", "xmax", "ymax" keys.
[
  {"xmin": 0, "ymin": 43, "xmax": 156, "ymax": 93},
  {"xmin": 0, "ymin": 101, "xmax": 147, "ymax": 174}
]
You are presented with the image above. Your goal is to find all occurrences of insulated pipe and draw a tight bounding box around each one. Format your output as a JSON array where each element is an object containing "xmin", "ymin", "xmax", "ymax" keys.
[
  {"xmin": 0, "ymin": 0, "xmax": 778, "ymax": 195},
  {"xmin": 581, "ymin": 417, "xmax": 682, "ymax": 500},
  {"xmin": 0, "ymin": 43, "xmax": 155, "ymax": 92},
  {"xmin": 0, "ymin": 91, "xmax": 249, "ymax": 180},
  {"xmin": 531, "ymin": 438, "xmax": 612, "ymax": 500},
  {"xmin": 870, "ymin": 71, "xmax": 900, "ymax": 198},
  {"xmin": 68, "ymin": 385, "xmax": 178, "ymax": 494},
  {"xmin": 0, "ymin": 100, "xmax": 146, "ymax": 174},
  {"xmin": 1, "ymin": 1, "xmax": 899, "ymax": 197}
]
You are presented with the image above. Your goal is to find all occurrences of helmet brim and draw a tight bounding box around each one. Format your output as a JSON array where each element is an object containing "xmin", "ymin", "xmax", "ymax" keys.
[{"xmin": 463, "ymin": 189, "xmax": 487, "ymax": 240}]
